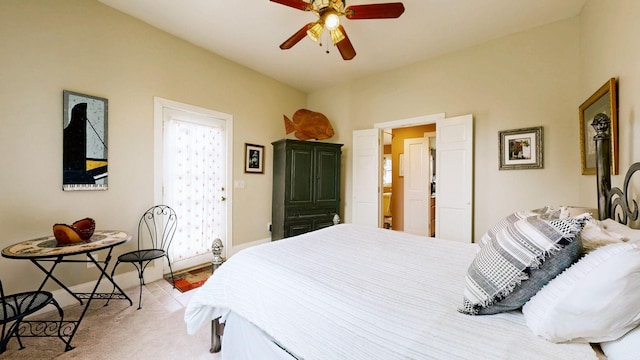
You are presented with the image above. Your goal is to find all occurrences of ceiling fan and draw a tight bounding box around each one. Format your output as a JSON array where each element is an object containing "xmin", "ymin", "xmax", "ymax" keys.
[{"xmin": 271, "ymin": 0, "xmax": 405, "ymax": 60}]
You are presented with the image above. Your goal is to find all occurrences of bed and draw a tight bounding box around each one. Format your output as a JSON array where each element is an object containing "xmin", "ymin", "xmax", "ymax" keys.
[{"xmin": 184, "ymin": 113, "xmax": 640, "ymax": 359}]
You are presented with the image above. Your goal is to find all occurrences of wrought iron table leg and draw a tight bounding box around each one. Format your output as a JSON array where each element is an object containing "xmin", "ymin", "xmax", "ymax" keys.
[
  {"xmin": 30, "ymin": 247, "xmax": 133, "ymax": 349},
  {"xmin": 93, "ymin": 252, "xmax": 132, "ymax": 307},
  {"xmin": 31, "ymin": 258, "xmax": 84, "ymax": 305},
  {"xmin": 0, "ymin": 321, "xmax": 20, "ymax": 353},
  {"xmin": 53, "ymin": 298, "xmax": 75, "ymax": 351}
]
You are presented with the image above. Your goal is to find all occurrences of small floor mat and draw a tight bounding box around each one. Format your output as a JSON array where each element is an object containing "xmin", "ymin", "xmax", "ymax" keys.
[{"xmin": 167, "ymin": 265, "xmax": 212, "ymax": 293}]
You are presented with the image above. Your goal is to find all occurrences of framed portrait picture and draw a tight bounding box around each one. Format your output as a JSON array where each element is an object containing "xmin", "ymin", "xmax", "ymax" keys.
[
  {"xmin": 244, "ymin": 143, "xmax": 264, "ymax": 174},
  {"xmin": 498, "ymin": 126, "xmax": 543, "ymax": 170},
  {"xmin": 62, "ymin": 90, "xmax": 108, "ymax": 191},
  {"xmin": 579, "ymin": 78, "xmax": 618, "ymax": 175}
]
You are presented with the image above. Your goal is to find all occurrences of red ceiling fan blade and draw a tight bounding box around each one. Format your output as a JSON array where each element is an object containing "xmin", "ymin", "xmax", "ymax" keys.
[
  {"xmin": 280, "ymin": 23, "xmax": 314, "ymax": 50},
  {"xmin": 345, "ymin": 2, "xmax": 405, "ymax": 19},
  {"xmin": 270, "ymin": 0, "xmax": 312, "ymax": 11},
  {"xmin": 336, "ymin": 25, "xmax": 356, "ymax": 60}
]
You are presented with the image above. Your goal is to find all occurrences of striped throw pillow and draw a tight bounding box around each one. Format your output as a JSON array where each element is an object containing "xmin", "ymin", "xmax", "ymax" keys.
[
  {"xmin": 460, "ymin": 214, "xmax": 589, "ymax": 315},
  {"xmin": 478, "ymin": 207, "xmax": 560, "ymax": 247}
]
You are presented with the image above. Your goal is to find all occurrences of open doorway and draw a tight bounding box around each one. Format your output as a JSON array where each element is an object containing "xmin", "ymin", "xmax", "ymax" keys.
[
  {"xmin": 354, "ymin": 113, "xmax": 472, "ymax": 242},
  {"xmin": 385, "ymin": 124, "xmax": 436, "ymax": 234}
]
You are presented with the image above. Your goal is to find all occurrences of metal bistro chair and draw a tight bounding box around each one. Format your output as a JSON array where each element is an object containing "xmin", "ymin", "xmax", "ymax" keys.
[
  {"xmin": 0, "ymin": 280, "xmax": 69, "ymax": 353},
  {"xmin": 110, "ymin": 205, "xmax": 177, "ymax": 309}
]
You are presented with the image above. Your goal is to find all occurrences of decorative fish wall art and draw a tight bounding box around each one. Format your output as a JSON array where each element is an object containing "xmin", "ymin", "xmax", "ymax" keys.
[{"xmin": 284, "ymin": 109, "xmax": 335, "ymax": 140}]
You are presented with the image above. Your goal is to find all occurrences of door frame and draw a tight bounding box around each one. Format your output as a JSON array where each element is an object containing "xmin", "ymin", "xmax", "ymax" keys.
[
  {"xmin": 424, "ymin": 128, "xmax": 438, "ymax": 236},
  {"xmin": 374, "ymin": 113, "xmax": 446, "ymax": 130},
  {"xmin": 370, "ymin": 113, "xmax": 473, "ymax": 241},
  {"xmin": 153, "ymin": 97, "xmax": 233, "ymax": 277},
  {"xmin": 371, "ymin": 114, "xmax": 444, "ymax": 230}
]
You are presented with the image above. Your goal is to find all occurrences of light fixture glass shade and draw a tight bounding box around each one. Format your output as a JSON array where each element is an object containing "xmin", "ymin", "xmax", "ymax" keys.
[
  {"xmin": 324, "ymin": 12, "xmax": 340, "ymax": 30},
  {"xmin": 330, "ymin": 27, "xmax": 345, "ymax": 44},
  {"xmin": 307, "ymin": 21, "xmax": 324, "ymax": 42}
]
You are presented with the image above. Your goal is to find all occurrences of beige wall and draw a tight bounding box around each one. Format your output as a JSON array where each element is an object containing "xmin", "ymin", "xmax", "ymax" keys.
[
  {"xmin": 310, "ymin": 18, "xmax": 583, "ymax": 241},
  {"xmin": 578, "ymin": 0, "xmax": 640, "ymax": 205},
  {"xmin": 0, "ymin": 1, "xmax": 305, "ymax": 291}
]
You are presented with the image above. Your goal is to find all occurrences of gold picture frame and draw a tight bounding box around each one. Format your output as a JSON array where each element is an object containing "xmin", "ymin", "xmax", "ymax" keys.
[{"xmin": 579, "ymin": 78, "xmax": 618, "ymax": 175}]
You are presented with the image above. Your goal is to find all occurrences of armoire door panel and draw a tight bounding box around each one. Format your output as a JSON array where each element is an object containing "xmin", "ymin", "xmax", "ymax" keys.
[
  {"xmin": 315, "ymin": 148, "xmax": 340, "ymax": 203},
  {"xmin": 288, "ymin": 147, "xmax": 313, "ymax": 204}
]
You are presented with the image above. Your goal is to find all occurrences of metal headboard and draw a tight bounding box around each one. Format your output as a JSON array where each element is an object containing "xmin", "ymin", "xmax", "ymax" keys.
[{"xmin": 593, "ymin": 113, "xmax": 640, "ymax": 224}]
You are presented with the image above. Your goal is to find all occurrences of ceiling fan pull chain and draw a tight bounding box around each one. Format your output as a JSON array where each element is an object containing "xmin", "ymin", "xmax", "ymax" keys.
[{"xmin": 324, "ymin": 32, "xmax": 330, "ymax": 54}]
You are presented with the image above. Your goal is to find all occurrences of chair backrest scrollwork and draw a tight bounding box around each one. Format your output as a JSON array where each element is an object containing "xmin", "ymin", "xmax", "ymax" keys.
[{"xmin": 138, "ymin": 205, "xmax": 178, "ymax": 256}]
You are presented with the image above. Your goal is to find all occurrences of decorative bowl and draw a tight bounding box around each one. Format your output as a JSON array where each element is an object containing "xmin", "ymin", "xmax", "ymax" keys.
[
  {"xmin": 53, "ymin": 217, "xmax": 95, "ymax": 245},
  {"xmin": 72, "ymin": 217, "xmax": 95, "ymax": 240}
]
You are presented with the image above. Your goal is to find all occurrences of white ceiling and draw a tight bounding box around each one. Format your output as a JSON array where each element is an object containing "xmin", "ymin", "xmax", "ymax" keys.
[{"xmin": 98, "ymin": 0, "xmax": 586, "ymax": 93}]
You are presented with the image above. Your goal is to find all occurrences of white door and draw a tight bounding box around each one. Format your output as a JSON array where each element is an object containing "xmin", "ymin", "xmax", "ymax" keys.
[
  {"xmin": 435, "ymin": 114, "xmax": 473, "ymax": 243},
  {"xmin": 154, "ymin": 97, "xmax": 233, "ymax": 276},
  {"xmin": 403, "ymin": 137, "xmax": 430, "ymax": 235},
  {"xmin": 352, "ymin": 128, "xmax": 382, "ymax": 227}
]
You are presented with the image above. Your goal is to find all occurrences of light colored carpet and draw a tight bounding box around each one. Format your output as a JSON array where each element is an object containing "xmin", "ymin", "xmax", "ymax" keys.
[{"xmin": 0, "ymin": 280, "xmax": 220, "ymax": 360}]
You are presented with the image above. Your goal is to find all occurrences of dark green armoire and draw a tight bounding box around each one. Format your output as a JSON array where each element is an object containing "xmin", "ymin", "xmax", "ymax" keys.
[{"xmin": 271, "ymin": 139, "xmax": 343, "ymax": 240}]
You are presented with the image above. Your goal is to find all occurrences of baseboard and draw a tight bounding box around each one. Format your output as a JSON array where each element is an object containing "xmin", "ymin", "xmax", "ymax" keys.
[{"xmin": 168, "ymin": 263, "xmax": 212, "ymax": 278}]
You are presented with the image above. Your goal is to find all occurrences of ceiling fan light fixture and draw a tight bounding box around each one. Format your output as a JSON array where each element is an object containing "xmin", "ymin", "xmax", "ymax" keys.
[
  {"xmin": 324, "ymin": 12, "xmax": 340, "ymax": 30},
  {"xmin": 272, "ymin": 0, "xmax": 404, "ymax": 60},
  {"xmin": 307, "ymin": 21, "xmax": 324, "ymax": 42},
  {"xmin": 329, "ymin": 27, "xmax": 345, "ymax": 44}
]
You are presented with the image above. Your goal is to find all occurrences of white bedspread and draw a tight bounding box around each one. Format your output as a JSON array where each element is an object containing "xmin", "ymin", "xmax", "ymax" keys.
[{"xmin": 185, "ymin": 224, "xmax": 597, "ymax": 360}]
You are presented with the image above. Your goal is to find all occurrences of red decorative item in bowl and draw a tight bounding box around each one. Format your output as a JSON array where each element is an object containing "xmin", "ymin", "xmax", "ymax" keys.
[
  {"xmin": 72, "ymin": 218, "xmax": 95, "ymax": 240},
  {"xmin": 53, "ymin": 218, "xmax": 95, "ymax": 245}
]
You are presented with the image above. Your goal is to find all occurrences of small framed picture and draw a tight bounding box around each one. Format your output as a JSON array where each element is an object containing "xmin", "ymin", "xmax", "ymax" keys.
[
  {"xmin": 244, "ymin": 143, "xmax": 264, "ymax": 174},
  {"xmin": 498, "ymin": 126, "xmax": 543, "ymax": 170},
  {"xmin": 579, "ymin": 78, "xmax": 618, "ymax": 175}
]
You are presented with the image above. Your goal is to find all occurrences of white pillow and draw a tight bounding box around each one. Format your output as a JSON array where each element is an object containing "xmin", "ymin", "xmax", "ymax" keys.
[
  {"xmin": 522, "ymin": 242, "xmax": 640, "ymax": 343},
  {"xmin": 601, "ymin": 218, "xmax": 640, "ymax": 242},
  {"xmin": 600, "ymin": 325, "xmax": 640, "ymax": 360},
  {"xmin": 559, "ymin": 206, "xmax": 599, "ymax": 220},
  {"xmin": 581, "ymin": 219, "xmax": 627, "ymax": 253}
]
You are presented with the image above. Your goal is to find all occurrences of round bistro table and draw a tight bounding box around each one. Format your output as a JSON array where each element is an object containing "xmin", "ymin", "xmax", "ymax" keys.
[{"xmin": 1, "ymin": 230, "xmax": 133, "ymax": 351}]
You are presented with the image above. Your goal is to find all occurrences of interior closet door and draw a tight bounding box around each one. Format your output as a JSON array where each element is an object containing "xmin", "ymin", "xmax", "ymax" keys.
[{"xmin": 435, "ymin": 114, "xmax": 473, "ymax": 243}]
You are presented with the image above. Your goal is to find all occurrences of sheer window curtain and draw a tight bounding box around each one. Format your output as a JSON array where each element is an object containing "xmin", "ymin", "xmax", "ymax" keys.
[{"xmin": 163, "ymin": 117, "xmax": 224, "ymax": 263}]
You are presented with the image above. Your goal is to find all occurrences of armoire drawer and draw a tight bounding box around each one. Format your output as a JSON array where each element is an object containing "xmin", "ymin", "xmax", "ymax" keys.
[{"xmin": 285, "ymin": 207, "xmax": 338, "ymax": 219}]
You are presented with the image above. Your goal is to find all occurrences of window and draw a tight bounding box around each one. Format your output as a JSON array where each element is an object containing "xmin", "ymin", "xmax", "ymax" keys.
[{"xmin": 383, "ymin": 154, "xmax": 392, "ymax": 186}]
